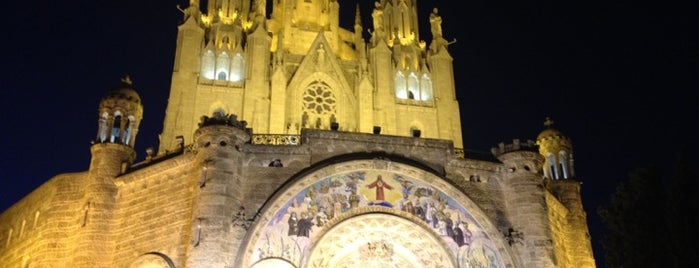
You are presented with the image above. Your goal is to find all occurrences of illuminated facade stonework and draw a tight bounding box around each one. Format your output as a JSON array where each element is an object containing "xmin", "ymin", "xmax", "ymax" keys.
[{"xmin": 0, "ymin": 0, "xmax": 595, "ymax": 267}]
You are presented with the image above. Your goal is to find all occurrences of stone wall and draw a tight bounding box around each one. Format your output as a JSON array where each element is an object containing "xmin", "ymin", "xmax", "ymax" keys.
[
  {"xmin": 0, "ymin": 173, "xmax": 86, "ymax": 267},
  {"xmin": 111, "ymin": 158, "xmax": 196, "ymax": 267}
]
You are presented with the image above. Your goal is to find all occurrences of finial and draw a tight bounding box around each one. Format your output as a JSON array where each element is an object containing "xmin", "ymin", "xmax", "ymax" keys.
[
  {"xmin": 544, "ymin": 117, "xmax": 554, "ymax": 128},
  {"xmin": 121, "ymin": 75, "xmax": 133, "ymax": 86}
]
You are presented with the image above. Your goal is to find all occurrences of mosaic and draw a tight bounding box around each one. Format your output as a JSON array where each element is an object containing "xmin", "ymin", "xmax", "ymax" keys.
[{"xmin": 251, "ymin": 170, "xmax": 504, "ymax": 268}]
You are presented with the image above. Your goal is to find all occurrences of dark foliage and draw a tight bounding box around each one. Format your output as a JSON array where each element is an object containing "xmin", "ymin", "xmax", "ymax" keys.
[{"xmin": 598, "ymin": 152, "xmax": 698, "ymax": 267}]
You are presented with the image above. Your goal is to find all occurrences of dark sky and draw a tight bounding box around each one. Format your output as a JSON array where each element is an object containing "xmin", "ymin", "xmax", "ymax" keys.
[{"xmin": 1, "ymin": 0, "xmax": 697, "ymax": 267}]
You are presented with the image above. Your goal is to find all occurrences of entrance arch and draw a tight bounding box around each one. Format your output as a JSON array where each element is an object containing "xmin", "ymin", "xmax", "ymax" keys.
[
  {"xmin": 239, "ymin": 157, "xmax": 515, "ymax": 268},
  {"xmin": 306, "ymin": 208, "xmax": 455, "ymax": 268}
]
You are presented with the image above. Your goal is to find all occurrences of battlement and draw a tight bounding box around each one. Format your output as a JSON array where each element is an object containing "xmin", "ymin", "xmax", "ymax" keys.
[{"xmin": 490, "ymin": 139, "xmax": 538, "ymax": 157}]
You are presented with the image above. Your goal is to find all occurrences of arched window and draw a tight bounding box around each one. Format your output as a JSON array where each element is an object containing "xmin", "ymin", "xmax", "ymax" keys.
[
  {"xmin": 216, "ymin": 52, "xmax": 230, "ymax": 81},
  {"xmin": 111, "ymin": 113, "xmax": 122, "ymax": 143},
  {"xmin": 123, "ymin": 116, "xmax": 136, "ymax": 146},
  {"xmin": 230, "ymin": 53, "xmax": 245, "ymax": 82},
  {"xmin": 201, "ymin": 50, "xmax": 215, "ymax": 79},
  {"xmin": 98, "ymin": 112, "xmax": 108, "ymax": 142},
  {"xmin": 407, "ymin": 72, "xmax": 419, "ymax": 99},
  {"xmin": 559, "ymin": 151, "xmax": 569, "ymax": 179},
  {"xmin": 394, "ymin": 71, "xmax": 407, "ymax": 99},
  {"xmin": 547, "ymin": 154, "xmax": 557, "ymax": 179}
]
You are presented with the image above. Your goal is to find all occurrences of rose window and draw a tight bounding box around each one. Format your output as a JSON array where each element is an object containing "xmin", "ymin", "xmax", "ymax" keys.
[{"xmin": 302, "ymin": 81, "xmax": 336, "ymax": 116}]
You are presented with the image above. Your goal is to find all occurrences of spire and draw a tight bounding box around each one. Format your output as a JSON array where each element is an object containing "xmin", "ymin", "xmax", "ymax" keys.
[{"xmin": 355, "ymin": 4, "xmax": 362, "ymax": 27}]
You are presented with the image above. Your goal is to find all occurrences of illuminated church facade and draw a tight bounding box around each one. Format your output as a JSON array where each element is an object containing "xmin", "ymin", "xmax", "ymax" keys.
[{"xmin": 0, "ymin": 0, "xmax": 595, "ymax": 267}]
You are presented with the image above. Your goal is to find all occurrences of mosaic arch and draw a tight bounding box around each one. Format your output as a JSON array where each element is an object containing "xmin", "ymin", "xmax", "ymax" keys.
[{"xmin": 241, "ymin": 158, "xmax": 514, "ymax": 268}]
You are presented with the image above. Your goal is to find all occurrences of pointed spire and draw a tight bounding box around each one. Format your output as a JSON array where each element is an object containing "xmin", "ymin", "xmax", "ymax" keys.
[{"xmin": 355, "ymin": 4, "xmax": 362, "ymax": 27}]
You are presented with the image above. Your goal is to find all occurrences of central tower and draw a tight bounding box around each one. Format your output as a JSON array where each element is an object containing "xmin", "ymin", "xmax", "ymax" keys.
[{"xmin": 159, "ymin": 0, "xmax": 463, "ymax": 154}]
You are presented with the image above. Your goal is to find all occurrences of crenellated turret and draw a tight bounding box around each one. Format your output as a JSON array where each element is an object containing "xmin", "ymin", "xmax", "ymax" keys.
[
  {"xmin": 493, "ymin": 138, "xmax": 556, "ymax": 267},
  {"xmin": 185, "ymin": 112, "xmax": 250, "ymax": 267}
]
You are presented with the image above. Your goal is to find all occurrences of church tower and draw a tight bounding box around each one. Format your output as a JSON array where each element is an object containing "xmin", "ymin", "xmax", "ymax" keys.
[
  {"xmin": 159, "ymin": 0, "xmax": 464, "ymax": 154},
  {"xmin": 537, "ymin": 117, "xmax": 596, "ymax": 267},
  {"xmin": 72, "ymin": 77, "xmax": 143, "ymax": 266}
]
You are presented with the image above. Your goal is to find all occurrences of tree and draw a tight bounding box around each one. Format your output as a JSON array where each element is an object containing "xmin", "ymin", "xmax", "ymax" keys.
[
  {"xmin": 599, "ymin": 151, "xmax": 699, "ymax": 267},
  {"xmin": 598, "ymin": 165, "xmax": 668, "ymax": 268},
  {"xmin": 664, "ymin": 150, "xmax": 699, "ymax": 267}
]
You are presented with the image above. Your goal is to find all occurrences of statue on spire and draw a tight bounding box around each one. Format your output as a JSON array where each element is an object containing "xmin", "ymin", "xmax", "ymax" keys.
[
  {"xmin": 121, "ymin": 75, "xmax": 132, "ymax": 86},
  {"xmin": 429, "ymin": 8, "xmax": 443, "ymax": 39},
  {"xmin": 429, "ymin": 7, "xmax": 454, "ymax": 53},
  {"xmin": 371, "ymin": 2, "xmax": 385, "ymax": 39},
  {"xmin": 544, "ymin": 117, "xmax": 554, "ymax": 128}
]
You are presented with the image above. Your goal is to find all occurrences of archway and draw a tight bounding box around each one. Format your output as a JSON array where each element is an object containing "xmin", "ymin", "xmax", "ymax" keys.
[
  {"xmin": 239, "ymin": 158, "xmax": 513, "ymax": 268},
  {"xmin": 306, "ymin": 208, "xmax": 455, "ymax": 267}
]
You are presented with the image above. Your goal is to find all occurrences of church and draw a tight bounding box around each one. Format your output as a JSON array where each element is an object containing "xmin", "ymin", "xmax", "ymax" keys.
[{"xmin": 0, "ymin": 0, "xmax": 595, "ymax": 267}]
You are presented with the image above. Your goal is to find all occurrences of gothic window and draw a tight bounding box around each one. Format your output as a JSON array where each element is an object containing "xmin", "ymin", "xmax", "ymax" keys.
[
  {"xmin": 396, "ymin": 71, "xmax": 433, "ymax": 102},
  {"xmin": 98, "ymin": 112, "xmax": 108, "ymax": 142},
  {"xmin": 216, "ymin": 52, "xmax": 230, "ymax": 81},
  {"xmin": 407, "ymin": 73, "xmax": 419, "ymax": 99},
  {"xmin": 230, "ymin": 53, "xmax": 245, "ymax": 82},
  {"xmin": 201, "ymin": 50, "xmax": 215, "ymax": 79},
  {"xmin": 394, "ymin": 71, "xmax": 407, "ymax": 99},
  {"xmin": 559, "ymin": 151, "xmax": 569, "ymax": 179},
  {"xmin": 302, "ymin": 81, "xmax": 336, "ymax": 129}
]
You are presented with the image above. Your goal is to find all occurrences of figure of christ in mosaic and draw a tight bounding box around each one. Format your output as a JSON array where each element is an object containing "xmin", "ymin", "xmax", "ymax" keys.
[{"xmin": 366, "ymin": 175, "xmax": 394, "ymax": 201}]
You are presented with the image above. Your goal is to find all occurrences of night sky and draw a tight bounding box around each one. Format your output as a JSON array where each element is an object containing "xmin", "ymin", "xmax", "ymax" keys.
[{"xmin": 1, "ymin": 1, "xmax": 697, "ymax": 267}]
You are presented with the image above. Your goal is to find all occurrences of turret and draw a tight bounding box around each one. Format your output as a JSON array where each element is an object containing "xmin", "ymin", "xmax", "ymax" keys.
[
  {"xmin": 536, "ymin": 117, "xmax": 595, "ymax": 267},
  {"xmin": 73, "ymin": 77, "xmax": 143, "ymax": 266},
  {"xmin": 90, "ymin": 76, "xmax": 143, "ymax": 176},
  {"xmin": 493, "ymin": 139, "xmax": 555, "ymax": 267},
  {"xmin": 186, "ymin": 112, "xmax": 250, "ymax": 267},
  {"xmin": 536, "ymin": 117, "xmax": 575, "ymax": 180}
]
